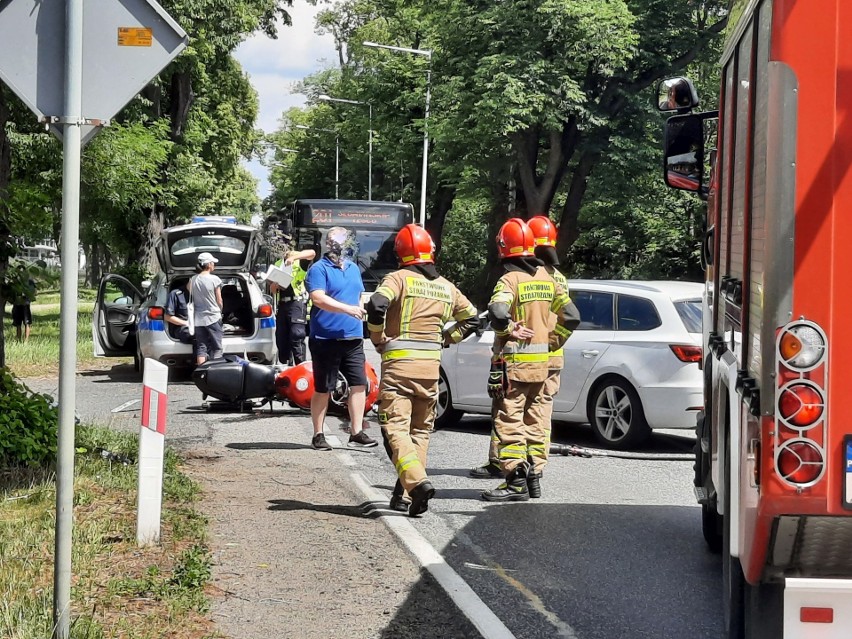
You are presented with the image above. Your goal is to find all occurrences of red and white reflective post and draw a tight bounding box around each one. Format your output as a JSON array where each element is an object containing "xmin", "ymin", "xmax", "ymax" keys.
[{"xmin": 137, "ymin": 358, "xmax": 169, "ymax": 546}]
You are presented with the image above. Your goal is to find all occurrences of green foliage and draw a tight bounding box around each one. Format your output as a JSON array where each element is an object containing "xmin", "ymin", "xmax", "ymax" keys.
[
  {"xmin": 0, "ymin": 369, "xmax": 58, "ymax": 467},
  {"xmin": 436, "ymin": 198, "xmax": 489, "ymax": 299}
]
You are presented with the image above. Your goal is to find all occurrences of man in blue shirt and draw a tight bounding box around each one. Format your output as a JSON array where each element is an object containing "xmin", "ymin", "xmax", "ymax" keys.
[{"xmin": 305, "ymin": 227, "xmax": 377, "ymax": 450}]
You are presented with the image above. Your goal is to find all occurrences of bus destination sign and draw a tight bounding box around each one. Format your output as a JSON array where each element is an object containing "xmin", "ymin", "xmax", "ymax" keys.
[{"xmin": 297, "ymin": 203, "xmax": 412, "ymax": 228}]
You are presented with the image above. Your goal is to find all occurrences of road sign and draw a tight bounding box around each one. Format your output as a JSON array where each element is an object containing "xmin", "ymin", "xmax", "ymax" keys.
[{"xmin": 0, "ymin": 0, "xmax": 188, "ymax": 144}]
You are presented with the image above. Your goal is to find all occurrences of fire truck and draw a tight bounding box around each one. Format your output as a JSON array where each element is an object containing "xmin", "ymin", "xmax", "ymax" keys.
[{"xmin": 661, "ymin": 1, "xmax": 852, "ymax": 637}]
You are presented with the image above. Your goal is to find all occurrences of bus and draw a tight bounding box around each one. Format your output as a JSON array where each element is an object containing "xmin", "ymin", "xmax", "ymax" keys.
[{"xmin": 280, "ymin": 199, "xmax": 415, "ymax": 292}]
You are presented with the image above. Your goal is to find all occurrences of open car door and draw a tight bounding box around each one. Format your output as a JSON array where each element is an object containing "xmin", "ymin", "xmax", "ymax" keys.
[{"xmin": 92, "ymin": 275, "xmax": 144, "ymax": 357}]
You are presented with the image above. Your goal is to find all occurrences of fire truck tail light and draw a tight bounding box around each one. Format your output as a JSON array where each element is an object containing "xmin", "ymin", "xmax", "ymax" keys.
[
  {"xmin": 776, "ymin": 440, "xmax": 825, "ymax": 486},
  {"xmin": 779, "ymin": 324, "xmax": 826, "ymax": 370},
  {"xmin": 670, "ymin": 345, "xmax": 702, "ymax": 363},
  {"xmin": 777, "ymin": 383, "xmax": 824, "ymax": 428},
  {"xmin": 800, "ymin": 607, "xmax": 833, "ymax": 623}
]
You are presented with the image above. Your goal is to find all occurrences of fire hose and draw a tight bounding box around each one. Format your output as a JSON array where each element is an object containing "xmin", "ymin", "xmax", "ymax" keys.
[{"xmin": 549, "ymin": 442, "xmax": 694, "ymax": 462}]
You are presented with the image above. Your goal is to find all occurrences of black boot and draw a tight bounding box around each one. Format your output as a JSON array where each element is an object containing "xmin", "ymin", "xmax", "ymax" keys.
[
  {"xmin": 408, "ymin": 480, "xmax": 436, "ymax": 517},
  {"xmin": 389, "ymin": 479, "xmax": 411, "ymax": 512},
  {"xmin": 527, "ymin": 470, "xmax": 542, "ymax": 499},
  {"xmin": 469, "ymin": 461, "xmax": 502, "ymax": 479},
  {"xmin": 481, "ymin": 463, "xmax": 530, "ymax": 502}
]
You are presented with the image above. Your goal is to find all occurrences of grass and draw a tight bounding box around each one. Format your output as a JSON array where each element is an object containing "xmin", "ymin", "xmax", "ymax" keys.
[
  {"xmin": 0, "ymin": 425, "xmax": 218, "ymax": 639},
  {"xmin": 3, "ymin": 288, "xmax": 130, "ymax": 378}
]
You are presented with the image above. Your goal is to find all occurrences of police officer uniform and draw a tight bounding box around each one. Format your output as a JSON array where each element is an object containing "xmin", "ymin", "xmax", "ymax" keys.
[{"xmin": 274, "ymin": 252, "xmax": 311, "ymax": 366}]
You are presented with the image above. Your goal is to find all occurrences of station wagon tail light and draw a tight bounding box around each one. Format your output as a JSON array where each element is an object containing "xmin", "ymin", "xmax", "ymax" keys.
[
  {"xmin": 779, "ymin": 323, "xmax": 826, "ymax": 370},
  {"xmin": 775, "ymin": 439, "xmax": 825, "ymax": 486},
  {"xmin": 777, "ymin": 382, "xmax": 824, "ymax": 428},
  {"xmin": 147, "ymin": 306, "xmax": 164, "ymax": 320},
  {"xmin": 256, "ymin": 304, "xmax": 273, "ymax": 318},
  {"xmin": 670, "ymin": 344, "xmax": 702, "ymax": 363}
]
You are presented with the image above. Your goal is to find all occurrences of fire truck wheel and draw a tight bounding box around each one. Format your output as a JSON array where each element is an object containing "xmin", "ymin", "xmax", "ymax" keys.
[
  {"xmin": 696, "ymin": 414, "xmax": 722, "ymax": 553},
  {"xmin": 587, "ymin": 377, "xmax": 650, "ymax": 450}
]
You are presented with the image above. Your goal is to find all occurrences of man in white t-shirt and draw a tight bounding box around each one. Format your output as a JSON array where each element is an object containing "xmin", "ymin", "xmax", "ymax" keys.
[{"xmin": 191, "ymin": 252, "xmax": 223, "ymax": 365}]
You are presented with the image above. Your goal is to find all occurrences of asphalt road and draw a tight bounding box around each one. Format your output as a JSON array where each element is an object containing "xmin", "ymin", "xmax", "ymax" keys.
[{"xmin": 29, "ymin": 355, "xmax": 724, "ymax": 639}]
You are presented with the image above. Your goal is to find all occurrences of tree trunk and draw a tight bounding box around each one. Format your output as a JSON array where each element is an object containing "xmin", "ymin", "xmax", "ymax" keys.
[
  {"xmin": 475, "ymin": 175, "xmax": 514, "ymax": 307},
  {"xmin": 0, "ymin": 87, "xmax": 12, "ymax": 368},
  {"xmin": 556, "ymin": 150, "xmax": 599, "ymax": 266},
  {"xmin": 169, "ymin": 71, "xmax": 194, "ymax": 140},
  {"xmin": 426, "ymin": 184, "xmax": 456, "ymax": 255}
]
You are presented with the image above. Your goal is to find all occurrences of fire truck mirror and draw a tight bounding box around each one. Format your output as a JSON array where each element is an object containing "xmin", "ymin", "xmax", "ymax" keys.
[
  {"xmin": 664, "ymin": 113, "xmax": 704, "ymax": 193},
  {"xmin": 657, "ymin": 76, "xmax": 700, "ymax": 112}
]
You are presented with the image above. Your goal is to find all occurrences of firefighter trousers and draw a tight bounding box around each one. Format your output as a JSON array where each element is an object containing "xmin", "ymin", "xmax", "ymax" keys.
[
  {"xmin": 378, "ymin": 373, "xmax": 437, "ymax": 495},
  {"xmin": 487, "ymin": 372, "xmax": 557, "ymax": 472},
  {"xmin": 493, "ymin": 380, "xmax": 548, "ymax": 475}
]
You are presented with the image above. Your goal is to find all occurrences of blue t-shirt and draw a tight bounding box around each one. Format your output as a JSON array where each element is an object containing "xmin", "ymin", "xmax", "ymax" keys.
[{"xmin": 305, "ymin": 256, "xmax": 365, "ymax": 339}]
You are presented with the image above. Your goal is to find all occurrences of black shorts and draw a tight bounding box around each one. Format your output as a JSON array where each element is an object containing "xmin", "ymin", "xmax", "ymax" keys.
[
  {"xmin": 11, "ymin": 304, "xmax": 32, "ymax": 327},
  {"xmin": 309, "ymin": 338, "xmax": 367, "ymax": 393}
]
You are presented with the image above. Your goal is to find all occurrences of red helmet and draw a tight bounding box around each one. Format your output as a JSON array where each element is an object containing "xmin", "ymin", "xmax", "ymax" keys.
[
  {"xmin": 496, "ymin": 218, "xmax": 535, "ymax": 258},
  {"xmin": 527, "ymin": 215, "xmax": 557, "ymax": 248},
  {"xmin": 394, "ymin": 224, "xmax": 435, "ymax": 265}
]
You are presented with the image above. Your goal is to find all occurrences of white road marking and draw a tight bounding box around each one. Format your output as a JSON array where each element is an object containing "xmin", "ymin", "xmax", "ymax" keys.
[{"xmin": 346, "ymin": 470, "xmax": 518, "ymax": 639}]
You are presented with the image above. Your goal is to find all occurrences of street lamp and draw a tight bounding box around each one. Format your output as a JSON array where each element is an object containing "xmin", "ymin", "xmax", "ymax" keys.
[
  {"xmin": 318, "ymin": 94, "xmax": 372, "ymax": 201},
  {"xmin": 294, "ymin": 124, "xmax": 340, "ymax": 200},
  {"xmin": 363, "ymin": 41, "xmax": 432, "ymax": 226}
]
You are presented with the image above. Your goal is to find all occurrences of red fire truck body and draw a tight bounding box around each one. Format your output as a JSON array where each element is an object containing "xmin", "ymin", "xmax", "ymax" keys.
[{"xmin": 664, "ymin": 0, "xmax": 852, "ymax": 636}]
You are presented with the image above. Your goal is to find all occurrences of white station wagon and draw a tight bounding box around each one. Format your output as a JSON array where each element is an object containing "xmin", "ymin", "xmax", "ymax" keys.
[
  {"xmin": 92, "ymin": 220, "xmax": 276, "ymax": 373},
  {"xmin": 436, "ymin": 280, "xmax": 704, "ymax": 449}
]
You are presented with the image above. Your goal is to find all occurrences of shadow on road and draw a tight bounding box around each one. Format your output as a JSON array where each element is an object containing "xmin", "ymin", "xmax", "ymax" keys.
[{"xmin": 376, "ymin": 501, "xmax": 721, "ymax": 639}]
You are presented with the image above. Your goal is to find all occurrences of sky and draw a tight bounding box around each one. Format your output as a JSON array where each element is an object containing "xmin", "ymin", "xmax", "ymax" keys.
[{"xmin": 234, "ymin": 3, "xmax": 338, "ymax": 201}]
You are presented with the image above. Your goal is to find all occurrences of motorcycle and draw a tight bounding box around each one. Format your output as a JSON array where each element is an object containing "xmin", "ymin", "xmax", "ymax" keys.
[{"xmin": 191, "ymin": 355, "xmax": 380, "ymax": 415}]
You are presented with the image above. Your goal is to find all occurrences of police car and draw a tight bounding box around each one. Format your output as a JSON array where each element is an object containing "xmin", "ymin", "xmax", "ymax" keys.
[{"xmin": 92, "ymin": 220, "xmax": 276, "ymax": 373}]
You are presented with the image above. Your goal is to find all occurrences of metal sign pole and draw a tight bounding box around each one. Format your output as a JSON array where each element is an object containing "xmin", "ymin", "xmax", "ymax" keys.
[{"xmin": 53, "ymin": 0, "xmax": 83, "ymax": 635}]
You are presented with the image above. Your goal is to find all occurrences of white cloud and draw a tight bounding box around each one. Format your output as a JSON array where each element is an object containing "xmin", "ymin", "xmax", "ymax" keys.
[{"xmin": 235, "ymin": 4, "xmax": 338, "ymax": 199}]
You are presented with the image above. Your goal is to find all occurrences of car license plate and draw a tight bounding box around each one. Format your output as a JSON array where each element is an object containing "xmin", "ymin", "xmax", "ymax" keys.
[{"xmin": 845, "ymin": 436, "xmax": 852, "ymax": 510}]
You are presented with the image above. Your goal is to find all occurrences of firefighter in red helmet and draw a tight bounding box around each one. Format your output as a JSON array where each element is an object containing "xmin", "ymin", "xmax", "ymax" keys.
[
  {"xmin": 366, "ymin": 224, "xmax": 478, "ymax": 516},
  {"xmin": 470, "ymin": 215, "xmax": 574, "ymax": 496},
  {"xmin": 481, "ymin": 218, "xmax": 580, "ymax": 501}
]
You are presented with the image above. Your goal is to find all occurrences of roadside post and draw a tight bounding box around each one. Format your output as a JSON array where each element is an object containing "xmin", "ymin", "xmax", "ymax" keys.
[
  {"xmin": 137, "ymin": 359, "xmax": 169, "ymax": 546},
  {"xmin": 0, "ymin": 1, "xmax": 187, "ymax": 636}
]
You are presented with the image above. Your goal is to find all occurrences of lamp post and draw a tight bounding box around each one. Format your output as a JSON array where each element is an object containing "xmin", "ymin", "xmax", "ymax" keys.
[
  {"xmin": 295, "ymin": 124, "xmax": 340, "ymax": 200},
  {"xmin": 318, "ymin": 94, "xmax": 372, "ymax": 200},
  {"xmin": 363, "ymin": 41, "xmax": 432, "ymax": 226}
]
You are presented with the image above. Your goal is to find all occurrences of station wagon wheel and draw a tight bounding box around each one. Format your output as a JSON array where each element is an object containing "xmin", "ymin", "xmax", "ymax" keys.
[
  {"xmin": 434, "ymin": 370, "xmax": 463, "ymax": 429},
  {"xmin": 587, "ymin": 377, "xmax": 650, "ymax": 449}
]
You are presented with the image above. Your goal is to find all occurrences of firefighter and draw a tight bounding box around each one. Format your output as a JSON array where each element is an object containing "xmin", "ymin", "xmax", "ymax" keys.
[
  {"xmin": 469, "ymin": 215, "xmax": 574, "ymax": 496},
  {"xmin": 270, "ymin": 247, "xmax": 315, "ymax": 366},
  {"xmin": 482, "ymin": 218, "xmax": 580, "ymax": 502},
  {"xmin": 366, "ymin": 224, "xmax": 478, "ymax": 516}
]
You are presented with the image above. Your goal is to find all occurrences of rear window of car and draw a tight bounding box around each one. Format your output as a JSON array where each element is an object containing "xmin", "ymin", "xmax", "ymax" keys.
[
  {"xmin": 675, "ymin": 299, "xmax": 702, "ymax": 333},
  {"xmin": 170, "ymin": 235, "xmax": 248, "ymax": 268},
  {"xmin": 573, "ymin": 291, "xmax": 614, "ymax": 330},
  {"xmin": 616, "ymin": 294, "xmax": 661, "ymax": 331}
]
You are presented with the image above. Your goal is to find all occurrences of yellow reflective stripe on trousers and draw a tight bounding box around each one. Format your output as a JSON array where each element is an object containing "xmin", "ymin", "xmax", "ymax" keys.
[
  {"xmin": 528, "ymin": 445, "xmax": 547, "ymax": 457},
  {"xmin": 395, "ymin": 452, "xmax": 421, "ymax": 475},
  {"xmin": 381, "ymin": 350, "xmax": 442, "ymax": 361},
  {"xmin": 549, "ymin": 348, "xmax": 564, "ymax": 357},
  {"xmin": 499, "ymin": 444, "xmax": 527, "ymax": 460}
]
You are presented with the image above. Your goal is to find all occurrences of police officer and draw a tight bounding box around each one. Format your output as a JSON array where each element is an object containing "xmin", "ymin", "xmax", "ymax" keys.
[
  {"xmin": 367, "ymin": 224, "xmax": 478, "ymax": 516},
  {"xmin": 482, "ymin": 218, "xmax": 580, "ymax": 502},
  {"xmin": 469, "ymin": 215, "xmax": 574, "ymax": 495},
  {"xmin": 270, "ymin": 247, "xmax": 315, "ymax": 365}
]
